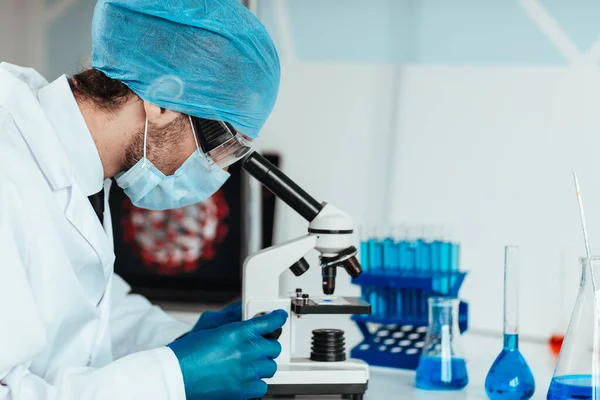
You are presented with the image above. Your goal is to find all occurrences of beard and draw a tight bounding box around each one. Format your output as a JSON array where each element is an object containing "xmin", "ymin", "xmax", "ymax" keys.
[{"xmin": 123, "ymin": 115, "xmax": 189, "ymax": 176}]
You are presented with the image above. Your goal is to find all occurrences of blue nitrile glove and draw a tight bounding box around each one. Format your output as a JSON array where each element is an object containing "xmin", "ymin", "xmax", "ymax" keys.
[
  {"xmin": 168, "ymin": 309, "xmax": 288, "ymax": 400},
  {"xmin": 192, "ymin": 301, "xmax": 242, "ymax": 332}
]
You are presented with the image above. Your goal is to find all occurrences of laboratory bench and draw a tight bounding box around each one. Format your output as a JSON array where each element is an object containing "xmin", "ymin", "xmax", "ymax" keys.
[{"xmin": 163, "ymin": 304, "xmax": 557, "ymax": 400}]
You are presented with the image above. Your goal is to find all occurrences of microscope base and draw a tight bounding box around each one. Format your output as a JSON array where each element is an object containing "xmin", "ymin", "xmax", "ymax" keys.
[
  {"xmin": 262, "ymin": 358, "xmax": 369, "ymax": 399},
  {"xmin": 264, "ymin": 383, "xmax": 367, "ymax": 399}
]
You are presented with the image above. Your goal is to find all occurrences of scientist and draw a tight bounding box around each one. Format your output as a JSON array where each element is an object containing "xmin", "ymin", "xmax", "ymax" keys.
[{"xmin": 0, "ymin": 0, "xmax": 286, "ymax": 399}]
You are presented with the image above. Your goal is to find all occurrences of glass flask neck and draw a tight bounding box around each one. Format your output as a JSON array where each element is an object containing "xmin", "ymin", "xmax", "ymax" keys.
[
  {"xmin": 503, "ymin": 333, "xmax": 519, "ymax": 350},
  {"xmin": 421, "ymin": 297, "xmax": 464, "ymax": 359},
  {"xmin": 579, "ymin": 257, "xmax": 600, "ymax": 289},
  {"xmin": 428, "ymin": 298, "xmax": 461, "ymax": 335},
  {"xmin": 504, "ymin": 246, "xmax": 520, "ymax": 336}
]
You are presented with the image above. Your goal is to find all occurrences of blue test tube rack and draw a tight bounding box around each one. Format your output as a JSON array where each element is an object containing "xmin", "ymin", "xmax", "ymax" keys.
[{"xmin": 351, "ymin": 233, "xmax": 469, "ymax": 371}]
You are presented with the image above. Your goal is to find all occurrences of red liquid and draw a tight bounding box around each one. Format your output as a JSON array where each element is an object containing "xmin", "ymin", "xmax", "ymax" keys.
[{"xmin": 549, "ymin": 334, "xmax": 564, "ymax": 356}]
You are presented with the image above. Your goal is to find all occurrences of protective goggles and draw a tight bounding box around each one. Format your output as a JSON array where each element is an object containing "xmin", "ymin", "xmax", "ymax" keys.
[{"xmin": 189, "ymin": 116, "xmax": 254, "ymax": 170}]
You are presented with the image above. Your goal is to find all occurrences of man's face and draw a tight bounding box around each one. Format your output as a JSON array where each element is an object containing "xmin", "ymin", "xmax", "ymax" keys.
[
  {"xmin": 123, "ymin": 112, "xmax": 252, "ymax": 176},
  {"xmin": 124, "ymin": 113, "xmax": 198, "ymax": 176}
]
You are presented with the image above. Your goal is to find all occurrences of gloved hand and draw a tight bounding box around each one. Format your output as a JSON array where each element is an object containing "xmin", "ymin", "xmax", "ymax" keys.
[
  {"xmin": 192, "ymin": 301, "xmax": 242, "ymax": 332},
  {"xmin": 167, "ymin": 309, "xmax": 288, "ymax": 400}
]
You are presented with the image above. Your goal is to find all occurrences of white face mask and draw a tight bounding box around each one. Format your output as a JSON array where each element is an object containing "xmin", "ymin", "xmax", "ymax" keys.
[{"xmin": 115, "ymin": 117, "xmax": 230, "ymax": 210}]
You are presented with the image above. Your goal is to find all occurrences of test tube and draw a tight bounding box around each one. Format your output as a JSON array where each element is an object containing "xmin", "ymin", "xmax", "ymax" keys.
[
  {"xmin": 386, "ymin": 287, "xmax": 396, "ymax": 319},
  {"xmin": 396, "ymin": 288, "xmax": 404, "ymax": 320},
  {"xmin": 378, "ymin": 288, "xmax": 388, "ymax": 319},
  {"xmin": 383, "ymin": 226, "xmax": 399, "ymax": 271},
  {"xmin": 364, "ymin": 286, "xmax": 378, "ymax": 317},
  {"xmin": 359, "ymin": 226, "xmax": 370, "ymax": 273},
  {"xmin": 368, "ymin": 226, "xmax": 384, "ymax": 273},
  {"xmin": 390, "ymin": 226, "xmax": 406, "ymax": 321},
  {"xmin": 401, "ymin": 225, "xmax": 418, "ymax": 272},
  {"xmin": 450, "ymin": 239, "xmax": 460, "ymax": 272},
  {"xmin": 430, "ymin": 226, "xmax": 443, "ymax": 292},
  {"xmin": 439, "ymin": 228, "xmax": 451, "ymax": 295},
  {"xmin": 417, "ymin": 225, "xmax": 433, "ymax": 274},
  {"xmin": 406, "ymin": 290, "xmax": 413, "ymax": 321}
]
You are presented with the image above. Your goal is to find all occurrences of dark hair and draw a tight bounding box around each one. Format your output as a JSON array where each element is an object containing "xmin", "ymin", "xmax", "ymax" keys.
[{"xmin": 69, "ymin": 68, "xmax": 136, "ymax": 113}]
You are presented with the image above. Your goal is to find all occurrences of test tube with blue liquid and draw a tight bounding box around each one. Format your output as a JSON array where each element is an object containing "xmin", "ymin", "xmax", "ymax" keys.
[
  {"xmin": 401, "ymin": 225, "xmax": 418, "ymax": 273},
  {"xmin": 360, "ymin": 226, "xmax": 378, "ymax": 317},
  {"xmin": 437, "ymin": 227, "xmax": 453, "ymax": 294},
  {"xmin": 429, "ymin": 226, "xmax": 444, "ymax": 292},
  {"xmin": 383, "ymin": 226, "xmax": 399, "ymax": 271},
  {"xmin": 369, "ymin": 226, "xmax": 387, "ymax": 318},
  {"xmin": 485, "ymin": 246, "xmax": 535, "ymax": 399},
  {"xmin": 390, "ymin": 226, "xmax": 407, "ymax": 320},
  {"xmin": 359, "ymin": 226, "xmax": 370, "ymax": 273},
  {"xmin": 419, "ymin": 226, "xmax": 434, "ymax": 273},
  {"xmin": 367, "ymin": 226, "xmax": 384, "ymax": 273}
]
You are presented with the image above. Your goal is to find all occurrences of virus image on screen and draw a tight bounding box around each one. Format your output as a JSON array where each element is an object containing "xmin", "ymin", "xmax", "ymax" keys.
[{"xmin": 121, "ymin": 191, "xmax": 230, "ymax": 275}]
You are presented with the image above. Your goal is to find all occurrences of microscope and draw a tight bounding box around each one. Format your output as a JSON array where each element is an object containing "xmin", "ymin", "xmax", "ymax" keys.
[{"xmin": 242, "ymin": 152, "xmax": 371, "ymax": 400}]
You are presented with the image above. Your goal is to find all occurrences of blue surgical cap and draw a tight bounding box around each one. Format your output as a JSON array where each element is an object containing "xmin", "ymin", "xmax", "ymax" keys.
[{"xmin": 91, "ymin": 0, "xmax": 280, "ymax": 138}]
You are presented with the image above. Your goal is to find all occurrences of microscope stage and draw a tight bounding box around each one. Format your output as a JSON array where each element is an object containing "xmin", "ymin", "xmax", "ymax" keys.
[{"xmin": 291, "ymin": 296, "xmax": 371, "ymax": 315}]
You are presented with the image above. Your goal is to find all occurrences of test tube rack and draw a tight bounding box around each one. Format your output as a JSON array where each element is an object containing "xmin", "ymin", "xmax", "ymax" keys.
[{"xmin": 350, "ymin": 234, "xmax": 469, "ymax": 370}]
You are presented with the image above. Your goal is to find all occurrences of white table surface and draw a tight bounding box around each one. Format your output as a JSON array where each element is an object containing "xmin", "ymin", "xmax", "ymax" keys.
[{"xmin": 164, "ymin": 304, "xmax": 558, "ymax": 399}]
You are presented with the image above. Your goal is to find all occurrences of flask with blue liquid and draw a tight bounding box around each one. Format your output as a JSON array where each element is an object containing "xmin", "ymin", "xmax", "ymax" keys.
[
  {"xmin": 415, "ymin": 297, "xmax": 468, "ymax": 390},
  {"xmin": 485, "ymin": 246, "xmax": 535, "ymax": 399},
  {"xmin": 547, "ymin": 256, "xmax": 600, "ymax": 400}
]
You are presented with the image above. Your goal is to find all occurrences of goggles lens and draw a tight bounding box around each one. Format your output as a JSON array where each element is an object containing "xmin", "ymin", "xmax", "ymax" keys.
[{"xmin": 191, "ymin": 117, "xmax": 254, "ymax": 169}]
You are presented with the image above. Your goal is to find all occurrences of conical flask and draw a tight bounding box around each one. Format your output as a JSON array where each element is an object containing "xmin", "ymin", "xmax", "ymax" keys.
[
  {"xmin": 548, "ymin": 256, "xmax": 600, "ymax": 399},
  {"xmin": 415, "ymin": 297, "xmax": 469, "ymax": 390}
]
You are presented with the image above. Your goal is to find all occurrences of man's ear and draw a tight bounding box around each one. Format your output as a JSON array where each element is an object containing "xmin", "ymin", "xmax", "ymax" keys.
[{"xmin": 143, "ymin": 101, "xmax": 180, "ymax": 125}]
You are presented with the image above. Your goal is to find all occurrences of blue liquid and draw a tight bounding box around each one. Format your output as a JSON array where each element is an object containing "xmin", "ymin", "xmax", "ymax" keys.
[
  {"xmin": 404, "ymin": 290, "xmax": 415, "ymax": 320},
  {"xmin": 367, "ymin": 286, "xmax": 379, "ymax": 316},
  {"xmin": 383, "ymin": 238, "xmax": 398, "ymax": 269},
  {"xmin": 360, "ymin": 241, "xmax": 369, "ymax": 272},
  {"xmin": 435, "ymin": 241, "xmax": 451, "ymax": 294},
  {"xmin": 368, "ymin": 239, "xmax": 383, "ymax": 271},
  {"xmin": 385, "ymin": 288, "xmax": 396, "ymax": 317},
  {"xmin": 419, "ymin": 291, "xmax": 427, "ymax": 320},
  {"xmin": 450, "ymin": 243, "xmax": 460, "ymax": 271},
  {"xmin": 398, "ymin": 240, "xmax": 414, "ymax": 270},
  {"xmin": 416, "ymin": 356, "xmax": 469, "ymax": 390},
  {"xmin": 396, "ymin": 291, "xmax": 403, "ymax": 319},
  {"xmin": 439, "ymin": 242, "xmax": 451, "ymax": 272},
  {"xmin": 431, "ymin": 240, "xmax": 441, "ymax": 271},
  {"xmin": 547, "ymin": 375, "xmax": 599, "ymax": 400},
  {"xmin": 485, "ymin": 334, "xmax": 535, "ymax": 400},
  {"xmin": 415, "ymin": 239, "xmax": 431, "ymax": 272},
  {"xmin": 431, "ymin": 241, "xmax": 442, "ymax": 292},
  {"xmin": 407, "ymin": 290, "xmax": 417, "ymax": 320}
]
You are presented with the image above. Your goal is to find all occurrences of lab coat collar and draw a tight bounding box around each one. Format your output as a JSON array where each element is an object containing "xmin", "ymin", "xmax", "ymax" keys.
[
  {"xmin": 38, "ymin": 75, "xmax": 104, "ymax": 197},
  {"xmin": 0, "ymin": 64, "xmax": 72, "ymax": 190}
]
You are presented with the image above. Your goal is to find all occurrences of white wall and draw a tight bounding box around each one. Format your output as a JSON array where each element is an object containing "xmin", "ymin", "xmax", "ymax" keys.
[
  {"xmin": 388, "ymin": 66, "xmax": 600, "ymax": 337},
  {"xmin": 0, "ymin": 0, "xmax": 95, "ymax": 79},
  {"xmin": 256, "ymin": 0, "xmax": 600, "ymax": 342}
]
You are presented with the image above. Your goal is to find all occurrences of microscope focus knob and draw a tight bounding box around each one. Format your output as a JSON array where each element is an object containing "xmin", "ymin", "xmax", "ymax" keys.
[
  {"xmin": 290, "ymin": 257, "xmax": 310, "ymax": 277},
  {"xmin": 255, "ymin": 312, "xmax": 283, "ymax": 340}
]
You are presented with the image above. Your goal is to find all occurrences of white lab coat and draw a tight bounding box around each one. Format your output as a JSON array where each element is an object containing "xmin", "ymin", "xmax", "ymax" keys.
[{"xmin": 0, "ymin": 63, "xmax": 190, "ymax": 399}]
